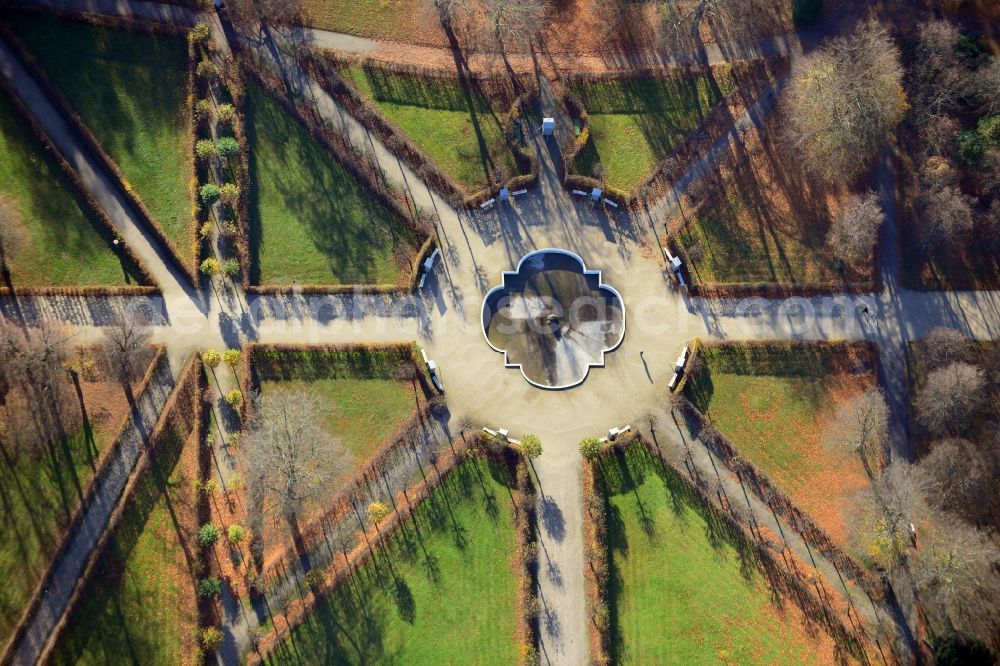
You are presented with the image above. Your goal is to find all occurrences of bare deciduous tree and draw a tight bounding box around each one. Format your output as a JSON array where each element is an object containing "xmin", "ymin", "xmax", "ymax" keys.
[
  {"xmin": 849, "ymin": 461, "xmax": 922, "ymax": 569},
  {"xmin": 479, "ymin": 0, "xmax": 550, "ymax": 53},
  {"xmin": 660, "ymin": 0, "xmax": 785, "ymax": 51},
  {"xmin": 917, "ymin": 186, "xmax": 977, "ymax": 253},
  {"xmin": 782, "ymin": 21, "xmax": 906, "ymax": 183},
  {"xmin": 909, "ymin": 21, "xmax": 972, "ymax": 124},
  {"xmin": 101, "ymin": 311, "xmax": 151, "ymax": 394},
  {"xmin": 244, "ymin": 387, "xmax": 352, "ymax": 526},
  {"xmin": 920, "ymin": 327, "xmax": 968, "ymax": 370},
  {"xmin": 973, "ymin": 57, "xmax": 1000, "ymax": 117},
  {"xmin": 826, "ymin": 388, "xmax": 889, "ymax": 477},
  {"xmin": 914, "ymin": 362, "xmax": 986, "ymax": 434},
  {"xmin": 912, "ymin": 514, "xmax": 1000, "ymax": 646},
  {"xmin": 827, "ymin": 191, "xmax": 884, "ymax": 266},
  {"xmin": 919, "ymin": 116, "xmax": 961, "ymax": 160},
  {"xmin": 915, "ymin": 438, "xmax": 993, "ymax": 522}
]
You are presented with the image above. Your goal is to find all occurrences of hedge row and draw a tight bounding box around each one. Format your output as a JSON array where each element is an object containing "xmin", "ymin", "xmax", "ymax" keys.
[
  {"xmin": 235, "ymin": 55, "xmax": 432, "ymax": 294},
  {"xmin": 676, "ymin": 341, "xmax": 887, "ymax": 601},
  {"xmin": 301, "ymin": 53, "xmax": 539, "ymax": 209},
  {"xmin": 34, "ymin": 354, "xmax": 206, "ymax": 663},
  {"xmin": 0, "ymin": 345, "xmax": 169, "ymax": 662},
  {"xmin": 218, "ymin": 53, "xmax": 254, "ymax": 288},
  {"xmin": 581, "ymin": 453, "xmax": 611, "ymax": 665},
  {"xmin": 585, "ymin": 435, "xmax": 870, "ymax": 665},
  {"xmin": 248, "ymin": 435, "xmax": 539, "ymax": 665},
  {"xmin": 0, "ymin": 18, "xmax": 200, "ymax": 285}
]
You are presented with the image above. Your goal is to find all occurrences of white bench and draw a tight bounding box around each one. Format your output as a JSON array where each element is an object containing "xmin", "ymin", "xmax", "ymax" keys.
[
  {"xmin": 572, "ymin": 189, "xmax": 588, "ymax": 196},
  {"xmin": 480, "ymin": 198, "xmax": 496, "ymax": 209},
  {"xmin": 668, "ymin": 372, "xmax": 681, "ymax": 392},
  {"xmin": 674, "ymin": 346, "xmax": 689, "ymax": 374},
  {"xmin": 418, "ymin": 273, "xmax": 427, "ymax": 289},
  {"xmin": 423, "ymin": 248, "xmax": 440, "ymax": 273},
  {"xmin": 421, "ymin": 349, "xmax": 430, "ymax": 364},
  {"xmin": 604, "ymin": 199, "xmax": 619, "ymax": 208},
  {"xmin": 512, "ymin": 189, "xmax": 528, "ymax": 196}
]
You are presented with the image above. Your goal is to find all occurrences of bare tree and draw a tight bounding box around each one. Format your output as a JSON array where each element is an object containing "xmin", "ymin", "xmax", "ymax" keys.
[
  {"xmin": 660, "ymin": 0, "xmax": 785, "ymax": 51},
  {"xmin": 972, "ymin": 58, "xmax": 1000, "ymax": 117},
  {"xmin": 917, "ymin": 186, "xmax": 977, "ymax": 254},
  {"xmin": 782, "ymin": 20, "xmax": 906, "ymax": 183},
  {"xmin": 919, "ymin": 116, "xmax": 961, "ymax": 160},
  {"xmin": 849, "ymin": 461, "xmax": 922, "ymax": 569},
  {"xmin": 915, "ymin": 438, "xmax": 993, "ymax": 522},
  {"xmin": 825, "ymin": 388, "xmax": 889, "ymax": 477},
  {"xmin": 827, "ymin": 191, "xmax": 884, "ymax": 266},
  {"xmin": 909, "ymin": 21, "xmax": 972, "ymax": 124},
  {"xmin": 912, "ymin": 514, "xmax": 1000, "ymax": 646},
  {"xmin": 914, "ymin": 362, "xmax": 986, "ymax": 434},
  {"xmin": 474, "ymin": 0, "xmax": 550, "ymax": 54},
  {"xmin": 919, "ymin": 156, "xmax": 960, "ymax": 191},
  {"xmin": 244, "ymin": 387, "xmax": 352, "ymax": 527},
  {"xmin": 101, "ymin": 311, "xmax": 151, "ymax": 396},
  {"xmin": 919, "ymin": 327, "xmax": 968, "ymax": 370}
]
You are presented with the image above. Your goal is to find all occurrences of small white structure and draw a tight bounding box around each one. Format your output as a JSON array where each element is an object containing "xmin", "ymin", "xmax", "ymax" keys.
[
  {"xmin": 423, "ymin": 248, "xmax": 440, "ymax": 273},
  {"xmin": 542, "ymin": 117, "xmax": 555, "ymax": 136},
  {"xmin": 668, "ymin": 372, "xmax": 681, "ymax": 392},
  {"xmin": 480, "ymin": 198, "xmax": 496, "ymax": 210},
  {"xmin": 420, "ymin": 348, "xmax": 444, "ymax": 392},
  {"xmin": 590, "ymin": 187, "xmax": 603, "ymax": 203},
  {"xmin": 512, "ymin": 189, "xmax": 528, "ymax": 196},
  {"xmin": 675, "ymin": 346, "xmax": 689, "ymax": 374},
  {"xmin": 498, "ymin": 428, "xmax": 510, "ymax": 440},
  {"xmin": 572, "ymin": 189, "xmax": 588, "ymax": 196},
  {"xmin": 499, "ymin": 187, "xmax": 510, "ymax": 204},
  {"xmin": 600, "ymin": 424, "xmax": 632, "ymax": 443},
  {"xmin": 604, "ymin": 199, "xmax": 619, "ymax": 209}
]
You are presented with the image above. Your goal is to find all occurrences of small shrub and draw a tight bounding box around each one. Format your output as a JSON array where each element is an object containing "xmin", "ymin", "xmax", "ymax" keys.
[
  {"xmin": 225, "ymin": 432, "xmax": 241, "ymax": 449},
  {"xmin": 200, "ymin": 627, "xmax": 223, "ymax": 652},
  {"xmin": 579, "ymin": 436, "xmax": 602, "ymax": 460},
  {"xmin": 189, "ymin": 22, "xmax": 211, "ymax": 45},
  {"xmin": 195, "ymin": 139, "xmax": 217, "ymax": 161},
  {"xmin": 199, "ymin": 182, "xmax": 221, "ymax": 204},
  {"xmin": 198, "ymin": 576, "xmax": 222, "ymax": 598},
  {"xmin": 216, "ymin": 136, "xmax": 240, "ymax": 160},
  {"xmin": 225, "ymin": 389, "xmax": 243, "ymax": 407},
  {"xmin": 303, "ymin": 568, "xmax": 325, "ymax": 588},
  {"xmin": 978, "ymin": 115, "xmax": 1000, "ymax": 148},
  {"xmin": 959, "ymin": 130, "xmax": 984, "ymax": 166},
  {"xmin": 200, "ymin": 478, "xmax": 219, "ymax": 495},
  {"xmin": 216, "ymin": 103, "xmax": 237, "ymax": 125},
  {"xmin": 196, "ymin": 59, "xmax": 219, "ymax": 79},
  {"xmin": 367, "ymin": 501, "xmax": 392, "ymax": 525},
  {"xmin": 228, "ymin": 524, "xmax": 246, "ymax": 544},
  {"xmin": 221, "ymin": 259, "xmax": 239, "ymax": 277},
  {"xmin": 223, "ymin": 348, "xmax": 241, "ymax": 369},
  {"xmin": 228, "ymin": 473, "xmax": 243, "ymax": 490},
  {"xmin": 194, "ymin": 99, "xmax": 213, "ymax": 123},
  {"xmin": 203, "ymin": 348, "xmax": 222, "ymax": 368},
  {"xmin": 198, "ymin": 221, "xmax": 213, "ymax": 238},
  {"xmin": 198, "ymin": 522, "xmax": 220, "ymax": 547},
  {"xmin": 200, "ymin": 257, "xmax": 220, "ymax": 276},
  {"xmin": 518, "ymin": 434, "xmax": 543, "ymax": 459},
  {"xmin": 219, "ymin": 183, "xmax": 240, "ymax": 204}
]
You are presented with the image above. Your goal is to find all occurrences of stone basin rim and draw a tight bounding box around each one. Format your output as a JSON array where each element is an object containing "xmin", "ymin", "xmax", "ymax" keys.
[{"xmin": 480, "ymin": 248, "xmax": 627, "ymax": 391}]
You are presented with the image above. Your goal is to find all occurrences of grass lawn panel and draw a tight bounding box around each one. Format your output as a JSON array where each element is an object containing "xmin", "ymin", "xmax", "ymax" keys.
[
  {"xmin": 602, "ymin": 445, "xmax": 840, "ymax": 665},
  {"xmin": 12, "ymin": 14, "xmax": 194, "ymax": 266},
  {"xmin": 343, "ymin": 66, "xmax": 525, "ymax": 193},
  {"xmin": 570, "ymin": 75, "xmax": 729, "ymax": 192},
  {"xmin": 268, "ymin": 456, "xmax": 520, "ymax": 665},
  {"xmin": 50, "ymin": 426, "xmax": 200, "ymax": 665},
  {"xmin": 684, "ymin": 345, "xmax": 873, "ymax": 546},
  {"xmin": 245, "ymin": 82, "xmax": 417, "ymax": 286},
  {"xmin": 301, "ymin": 0, "xmax": 440, "ymax": 42},
  {"xmin": 0, "ymin": 93, "xmax": 145, "ymax": 287},
  {"xmin": 0, "ymin": 347, "xmax": 157, "ymax": 643}
]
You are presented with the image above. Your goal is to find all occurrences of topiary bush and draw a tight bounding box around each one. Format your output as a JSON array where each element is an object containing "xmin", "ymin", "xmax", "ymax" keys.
[
  {"xmin": 216, "ymin": 103, "xmax": 237, "ymax": 125},
  {"xmin": 198, "ymin": 576, "xmax": 222, "ymax": 598},
  {"xmin": 216, "ymin": 136, "xmax": 240, "ymax": 160},
  {"xmin": 228, "ymin": 524, "xmax": 246, "ymax": 544},
  {"xmin": 200, "ymin": 257, "xmax": 220, "ymax": 276},
  {"xmin": 196, "ymin": 59, "xmax": 219, "ymax": 79},
  {"xmin": 200, "ymin": 627, "xmax": 223, "ymax": 652},
  {"xmin": 199, "ymin": 182, "xmax": 221, "ymax": 205},
  {"xmin": 198, "ymin": 522, "xmax": 220, "ymax": 547},
  {"xmin": 225, "ymin": 388, "xmax": 243, "ymax": 407},
  {"xmin": 195, "ymin": 139, "xmax": 216, "ymax": 161},
  {"xmin": 189, "ymin": 22, "xmax": 211, "ymax": 45}
]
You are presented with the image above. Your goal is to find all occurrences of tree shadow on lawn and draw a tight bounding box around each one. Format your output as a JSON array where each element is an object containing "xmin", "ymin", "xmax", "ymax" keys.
[
  {"xmin": 271, "ymin": 457, "xmax": 515, "ymax": 665},
  {"xmin": 599, "ymin": 444, "xmax": 804, "ymax": 665},
  {"xmin": 245, "ymin": 84, "xmax": 412, "ymax": 286},
  {"xmin": 50, "ymin": 426, "xmax": 196, "ymax": 665}
]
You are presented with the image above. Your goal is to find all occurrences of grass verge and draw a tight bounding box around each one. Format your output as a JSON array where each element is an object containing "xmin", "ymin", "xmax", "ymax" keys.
[
  {"xmin": 244, "ymin": 81, "xmax": 417, "ymax": 286},
  {"xmin": 266, "ymin": 455, "xmax": 521, "ymax": 665},
  {"xmin": 12, "ymin": 13, "xmax": 194, "ymax": 266},
  {"xmin": 683, "ymin": 343, "xmax": 875, "ymax": 546},
  {"xmin": 600, "ymin": 444, "xmax": 841, "ymax": 664}
]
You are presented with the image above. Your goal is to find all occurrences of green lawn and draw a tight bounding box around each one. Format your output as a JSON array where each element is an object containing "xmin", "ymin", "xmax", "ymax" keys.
[
  {"xmin": 684, "ymin": 344, "xmax": 873, "ymax": 546},
  {"xmin": 0, "ymin": 93, "xmax": 145, "ymax": 287},
  {"xmin": 253, "ymin": 347, "xmax": 421, "ymax": 468},
  {"xmin": 245, "ymin": 82, "xmax": 417, "ymax": 286},
  {"xmin": 50, "ymin": 425, "xmax": 200, "ymax": 665},
  {"xmin": 601, "ymin": 445, "xmax": 839, "ymax": 664},
  {"xmin": 343, "ymin": 66, "xmax": 527, "ymax": 193},
  {"xmin": 12, "ymin": 14, "xmax": 194, "ymax": 266},
  {"xmin": 570, "ymin": 74, "xmax": 730, "ymax": 192},
  {"xmin": 0, "ymin": 351, "xmax": 156, "ymax": 643},
  {"xmin": 266, "ymin": 456, "xmax": 520, "ymax": 665}
]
